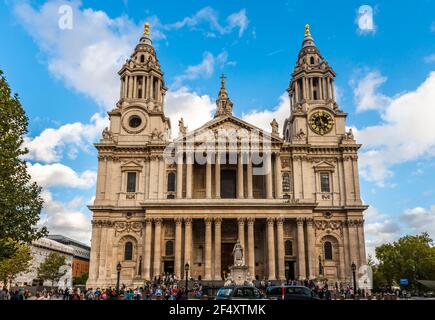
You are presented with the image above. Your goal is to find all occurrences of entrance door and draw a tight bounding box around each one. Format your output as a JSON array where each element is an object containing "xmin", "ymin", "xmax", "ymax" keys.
[
  {"xmin": 221, "ymin": 170, "xmax": 236, "ymax": 199},
  {"xmin": 164, "ymin": 261, "xmax": 174, "ymax": 275},
  {"xmin": 221, "ymin": 243, "xmax": 235, "ymax": 278},
  {"xmin": 285, "ymin": 261, "xmax": 295, "ymax": 280}
]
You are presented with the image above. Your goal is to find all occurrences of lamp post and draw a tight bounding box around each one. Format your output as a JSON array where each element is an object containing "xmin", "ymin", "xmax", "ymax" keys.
[
  {"xmin": 116, "ymin": 262, "xmax": 122, "ymax": 297},
  {"xmin": 351, "ymin": 262, "xmax": 357, "ymax": 299},
  {"xmin": 184, "ymin": 263, "xmax": 190, "ymax": 296}
]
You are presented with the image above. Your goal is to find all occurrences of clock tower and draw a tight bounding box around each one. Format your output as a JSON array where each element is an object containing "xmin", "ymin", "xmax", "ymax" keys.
[{"xmin": 283, "ymin": 24, "xmax": 349, "ymax": 146}]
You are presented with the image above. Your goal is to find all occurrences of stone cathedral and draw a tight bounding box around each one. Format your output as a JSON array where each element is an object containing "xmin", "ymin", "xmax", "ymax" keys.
[{"xmin": 87, "ymin": 24, "xmax": 368, "ymax": 288}]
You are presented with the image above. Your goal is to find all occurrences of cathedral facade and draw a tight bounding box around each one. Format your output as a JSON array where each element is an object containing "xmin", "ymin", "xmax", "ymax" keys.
[{"xmin": 87, "ymin": 24, "xmax": 368, "ymax": 288}]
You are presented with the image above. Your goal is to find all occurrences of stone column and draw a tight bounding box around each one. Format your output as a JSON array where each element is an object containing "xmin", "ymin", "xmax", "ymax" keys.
[
  {"xmin": 157, "ymin": 157, "xmax": 164, "ymax": 199},
  {"xmin": 215, "ymin": 153, "xmax": 221, "ymax": 198},
  {"xmin": 247, "ymin": 153, "xmax": 253, "ymax": 199},
  {"xmin": 339, "ymin": 243, "xmax": 346, "ymax": 281},
  {"xmin": 88, "ymin": 222, "xmax": 101, "ymax": 284},
  {"xmin": 343, "ymin": 221, "xmax": 351, "ymax": 280},
  {"xmin": 247, "ymin": 218, "xmax": 255, "ymax": 277},
  {"xmin": 297, "ymin": 218, "xmax": 306, "ymax": 280},
  {"xmin": 237, "ymin": 152, "xmax": 244, "ymax": 198},
  {"xmin": 265, "ymin": 153, "xmax": 273, "ymax": 199},
  {"xmin": 348, "ymin": 220, "xmax": 359, "ymax": 267},
  {"xmin": 214, "ymin": 218, "xmax": 222, "ymax": 280},
  {"xmin": 310, "ymin": 77, "xmax": 314, "ymax": 100},
  {"xmin": 174, "ymin": 218, "xmax": 183, "ymax": 279},
  {"xmin": 128, "ymin": 75, "xmax": 133, "ymax": 98},
  {"xmin": 153, "ymin": 218, "xmax": 162, "ymax": 277},
  {"xmin": 237, "ymin": 218, "xmax": 245, "ymax": 260},
  {"xmin": 206, "ymin": 154, "xmax": 212, "ymax": 199},
  {"xmin": 176, "ymin": 152, "xmax": 183, "ymax": 199},
  {"xmin": 143, "ymin": 218, "xmax": 153, "ymax": 280},
  {"xmin": 267, "ymin": 217, "xmax": 276, "ymax": 280},
  {"xmin": 186, "ymin": 152, "xmax": 193, "ymax": 199},
  {"xmin": 274, "ymin": 153, "xmax": 282, "ymax": 199},
  {"xmin": 204, "ymin": 218, "xmax": 212, "ymax": 280},
  {"xmin": 306, "ymin": 218, "xmax": 315, "ymax": 279},
  {"xmin": 357, "ymin": 219, "xmax": 366, "ymax": 265},
  {"xmin": 184, "ymin": 218, "xmax": 192, "ymax": 272},
  {"xmin": 276, "ymin": 217, "xmax": 285, "ymax": 280}
]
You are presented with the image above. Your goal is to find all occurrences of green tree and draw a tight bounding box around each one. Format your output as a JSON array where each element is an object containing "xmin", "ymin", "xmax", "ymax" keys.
[
  {"xmin": 0, "ymin": 69, "xmax": 47, "ymax": 260},
  {"xmin": 375, "ymin": 233, "xmax": 435, "ymax": 290},
  {"xmin": 37, "ymin": 253, "xmax": 68, "ymax": 288},
  {"xmin": 73, "ymin": 272, "xmax": 89, "ymax": 286},
  {"xmin": 0, "ymin": 239, "xmax": 32, "ymax": 288}
]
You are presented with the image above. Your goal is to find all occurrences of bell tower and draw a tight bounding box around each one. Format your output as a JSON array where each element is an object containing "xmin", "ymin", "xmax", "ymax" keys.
[
  {"xmin": 102, "ymin": 23, "xmax": 171, "ymax": 146},
  {"xmin": 283, "ymin": 24, "xmax": 348, "ymax": 146}
]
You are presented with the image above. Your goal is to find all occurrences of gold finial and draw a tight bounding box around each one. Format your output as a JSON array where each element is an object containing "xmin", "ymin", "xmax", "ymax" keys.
[
  {"xmin": 144, "ymin": 22, "xmax": 150, "ymax": 36},
  {"xmin": 305, "ymin": 24, "xmax": 311, "ymax": 37},
  {"xmin": 220, "ymin": 74, "xmax": 226, "ymax": 87}
]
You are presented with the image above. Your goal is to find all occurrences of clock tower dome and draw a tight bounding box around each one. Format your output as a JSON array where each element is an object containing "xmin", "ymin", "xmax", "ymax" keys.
[{"xmin": 283, "ymin": 25, "xmax": 350, "ymax": 146}]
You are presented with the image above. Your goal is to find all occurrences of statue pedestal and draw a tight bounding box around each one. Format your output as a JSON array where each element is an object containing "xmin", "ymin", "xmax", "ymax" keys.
[{"xmin": 229, "ymin": 265, "xmax": 249, "ymax": 286}]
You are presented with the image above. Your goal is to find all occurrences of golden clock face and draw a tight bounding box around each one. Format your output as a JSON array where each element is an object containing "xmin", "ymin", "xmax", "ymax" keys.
[{"xmin": 309, "ymin": 111, "xmax": 334, "ymax": 135}]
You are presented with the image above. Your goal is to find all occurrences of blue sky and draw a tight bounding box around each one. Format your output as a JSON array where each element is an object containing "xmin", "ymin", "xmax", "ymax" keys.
[{"xmin": 0, "ymin": 0, "xmax": 434, "ymax": 255}]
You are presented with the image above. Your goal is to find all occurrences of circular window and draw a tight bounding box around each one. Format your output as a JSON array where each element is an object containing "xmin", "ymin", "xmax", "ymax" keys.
[{"xmin": 129, "ymin": 116, "xmax": 142, "ymax": 128}]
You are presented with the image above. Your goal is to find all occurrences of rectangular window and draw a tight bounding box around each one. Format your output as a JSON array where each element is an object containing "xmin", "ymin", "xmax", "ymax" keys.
[
  {"xmin": 320, "ymin": 172, "xmax": 330, "ymax": 193},
  {"xmin": 127, "ymin": 172, "xmax": 137, "ymax": 193}
]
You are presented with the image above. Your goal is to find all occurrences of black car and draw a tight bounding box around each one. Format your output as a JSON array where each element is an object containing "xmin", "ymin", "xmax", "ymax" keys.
[
  {"xmin": 215, "ymin": 286, "xmax": 266, "ymax": 300},
  {"xmin": 266, "ymin": 285, "xmax": 319, "ymax": 300}
]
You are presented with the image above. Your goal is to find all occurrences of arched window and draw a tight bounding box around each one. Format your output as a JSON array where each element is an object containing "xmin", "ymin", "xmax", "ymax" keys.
[
  {"xmin": 282, "ymin": 173, "xmax": 291, "ymax": 192},
  {"xmin": 165, "ymin": 240, "xmax": 174, "ymax": 256},
  {"xmin": 140, "ymin": 55, "xmax": 145, "ymax": 63},
  {"xmin": 310, "ymin": 56, "xmax": 315, "ymax": 65},
  {"xmin": 124, "ymin": 242, "xmax": 133, "ymax": 260},
  {"xmin": 324, "ymin": 241, "xmax": 333, "ymax": 260},
  {"xmin": 167, "ymin": 172, "xmax": 176, "ymax": 192},
  {"xmin": 285, "ymin": 240, "xmax": 293, "ymax": 256}
]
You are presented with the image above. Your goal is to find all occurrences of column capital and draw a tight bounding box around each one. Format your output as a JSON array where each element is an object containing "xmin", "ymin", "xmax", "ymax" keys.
[
  {"xmin": 145, "ymin": 217, "xmax": 153, "ymax": 225},
  {"xmin": 184, "ymin": 217, "xmax": 192, "ymax": 224},
  {"xmin": 267, "ymin": 217, "xmax": 275, "ymax": 225},
  {"xmin": 276, "ymin": 217, "xmax": 285, "ymax": 225},
  {"xmin": 306, "ymin": 218, "xmax": 314, "ymax": 226},
  {"xmin": 175, "ymin": 217, "xmax": 183, "ymax": 225},
  {"xmin": 214, "ymin": 217, "xmax": 222, "ymax": 224},
  {"xmin": 296, "ymin": 217, "xmax": 305, "ymax": 225},
  {"xmin": 247, "ymin": 217, "xmax": 255, "ymax": 225},
  {"xmin": 204, "ymin": 217, "xmax": 213, "ymax": 225},
  {"xmin": 154, "ymin": 218, "xmax": 163, "ymax": 225},
  {"xmin": 237, "ymin": 217, "xmax": 246, "ymax": 225}
]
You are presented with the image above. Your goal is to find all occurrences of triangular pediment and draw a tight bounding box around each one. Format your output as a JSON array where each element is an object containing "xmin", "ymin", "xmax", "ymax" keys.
[
  {"xmin": 313, "ymin": 161, "xmax": 335, "ymax": 171},
  {"xmin": 175, "ymin": 115, "xmax": 283, "ymax": 144},
  {"xmin": 120, "ymin": 160, "xmax": 143, "ymax": 171}
]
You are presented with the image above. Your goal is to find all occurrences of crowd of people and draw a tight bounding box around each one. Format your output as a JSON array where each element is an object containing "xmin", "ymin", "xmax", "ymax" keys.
[{"xmin": 0, "ymin": 274, "xmax": 398, "ymax": 301}]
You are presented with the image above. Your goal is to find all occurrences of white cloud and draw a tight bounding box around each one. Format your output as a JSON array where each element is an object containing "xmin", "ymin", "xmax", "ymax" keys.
[
  {"xmin": 364, "ymin": 206, "xmax": 401, "ymax": 257},
  {"xmin": 242, "ymin": 93, "xmax": 289, "ymax": 133},
  {"xmin": 364, "ymin": 204, "xmax": 435, "ymax": 258},
  {"xmin": 355, "ymin": 71, "xmax": 435, "ymax": 186},
  {"xmin": 14, "ymin": 0, "xmax": 142, "ymax": 109},
  {"xmin": 401, "ymin": 205, "xmax": 435, "ymax": 236},
  {"xmin": 351, "ymin": 71, "xmax": 391, "ymax": 112},
  {"xmin": 173, "ymin": 51, "xmax": 229, "ymax": 86},
  {"xmin": 165, "ymin": 87, "xmax": 215, "ymax": 133},
  {"xmin": 40, "ymin": 190, "xmax": 91, "ymax": 244},
  {"xmin": 28, "ymin": 162, "xmax": 97, "ymax": 189},
  {"xmin": 165, "ymin": 7, "xmax": 249, "ymax": 37},
  {"xmin": 23, "ymin": 113, "xmax": 108, "ymax": 163},
  {"xmin": 355, "ymin": 5, "xmax": 376, "ymax": 35}
]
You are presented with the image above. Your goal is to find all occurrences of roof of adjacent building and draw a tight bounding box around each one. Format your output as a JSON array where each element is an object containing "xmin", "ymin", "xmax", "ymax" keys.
[{"xmin": 47, "ymin": 235, "xmax": 91, "ymax": 260}]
